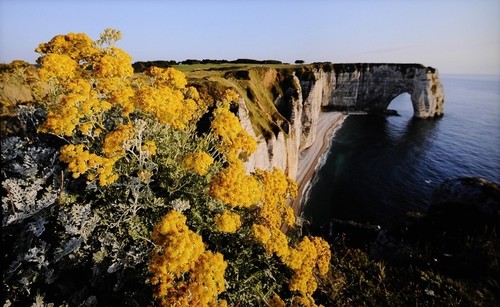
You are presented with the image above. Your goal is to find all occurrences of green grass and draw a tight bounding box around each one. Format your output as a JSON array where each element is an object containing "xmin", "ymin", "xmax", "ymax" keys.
[
  {"xmin": 172, "ymin": 63, "xmax": 298, "ymax": 73},
  {"xmin": 182, "ymin": 65, "xmax": 296, "ymax": 138}
]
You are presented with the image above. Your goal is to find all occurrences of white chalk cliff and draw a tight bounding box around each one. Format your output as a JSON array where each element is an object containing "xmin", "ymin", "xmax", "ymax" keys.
[{"xmin": 239, "ymin": 63, "xmax": 445, "ymax": 179}]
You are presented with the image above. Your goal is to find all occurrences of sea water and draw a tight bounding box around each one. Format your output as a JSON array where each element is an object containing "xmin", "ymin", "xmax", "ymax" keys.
[{"xmin": 303, "ymin": 74, "xmax": 500, "ymax": 228}]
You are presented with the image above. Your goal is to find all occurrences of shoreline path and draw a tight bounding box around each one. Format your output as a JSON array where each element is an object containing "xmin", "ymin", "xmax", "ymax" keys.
[{"xmin": 292, "ymin": 112, "xmax": 347, "ymax": 217}]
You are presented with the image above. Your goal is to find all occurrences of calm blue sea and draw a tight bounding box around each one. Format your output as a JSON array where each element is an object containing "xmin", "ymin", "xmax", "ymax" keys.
[{"xmin": 303, "ymin": 74, "xmax": 500, "ymax": 228}]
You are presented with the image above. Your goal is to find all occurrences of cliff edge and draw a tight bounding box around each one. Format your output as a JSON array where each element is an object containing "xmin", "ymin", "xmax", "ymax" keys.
[{"xmin": 187, "ymin": 63, "xmax": 445, "ymax": 182}]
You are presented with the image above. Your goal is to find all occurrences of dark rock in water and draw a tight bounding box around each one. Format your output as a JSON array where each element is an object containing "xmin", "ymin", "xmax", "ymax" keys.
[
  {"xmin": 401, "ymin": 177, "xmax": 500, "ymax": 280},
  {"xmin": 372, "ymin": 177, "xmax": 500, "ymax": 269},
  {"xmin": 431, "ymin": 177, "xmax": 500, "ymax": 213},
  {"xmin": 368, "ymin": 109, "xmax": 400, "ymax": 116},
  {"xmin": 382, "ymin": 109, "xmax": 400, "ymax": 116},
  {"xmin": 429, "ymin": 177, "xmax": 500, "ymax": 228}
]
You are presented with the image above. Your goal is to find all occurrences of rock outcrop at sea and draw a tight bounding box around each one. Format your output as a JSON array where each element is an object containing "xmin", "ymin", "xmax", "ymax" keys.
[
  {"xmin": 429, "ymin": 176, "xmax": 500, "ymax": 226},
  {"xmin": 323, "ymin": 63, "xmax": 445, "ymax": 118}
]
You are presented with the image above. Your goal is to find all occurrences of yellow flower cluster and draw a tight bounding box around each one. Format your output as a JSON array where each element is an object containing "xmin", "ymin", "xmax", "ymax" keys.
[
  {"xmin": 58, "ymin": 123, "xmax": 133, "ymax": 186},
  {"xmin": 36, "ymin": 30, "xmax": 136, "ymax": 138},
  {"xmin": 40, "ymin": 89, "xmax": 112, "ymax": 137},
  {"xmin": 214, "ymin": 210, "xmax": 242, "ymax": 233},
  {"xmin": 182, "ymin": 151, "xmax": 214, "ymax": 176},
  {"xmin": 252, "ymin": 224, "xmax": 327, "ymax": 301},
  {"xmin": 92, "ymin": 48, "xmax": 135, "ymax": 114},
  {"xmin": 252, "ymin": 223, "xmax": 290, "ymax": 260},
  {"xmin": 59, "ymin": 144, "xmax": 119, "ymax": 186},
  {"xmin": 149, "ymin": 210, "xmax": 227, "ymax": 306},
  {"xmin": 38, "ymin": 53, "xmax": 79, "ymax": 83},
  {"xmin": 141, "ymin": 140, "xmax": 157, "ymax": 157},
  {"xmin": 179, "ymin": 251, "xmax": 227, "ymax": 306},
  {"xmin": 95, "ymin": 76, "xmax": 135, "ymax": 115},
  {"xmin": 102, "ymin": 123, "xmax": 135, "ymax": 158},
  {"xmin": 284, "ymin": 236, "xmax": 331, "ymax": 305},
  {"xmin": 150, "ymin": 211, "xmax": 205, "ymax": 278},
  {"xmin": 135, "ymin": 67, "xmax": 202, "ymax": 130},
  {"xmin": 34, "ymin": 30, "xmax": 149, "ymax": 188},
  {"xmin": 311, "ymin": 236, "xmax": 331, "ymax": 277},
  {"xmin": 51, "ymin": 117, "xmax": 134, "ymax": 186},
  {"xmin": 210, "ymin": 90, "xmax": 257, "ymax": 162},
  {"xmin": 252, "ymin": 203, "xmax": 331, "ymax": 306},
  {"xmin": 286, "ymin": 237, "xmax": 318, "ymax": 294},
  {"xmin": 35, "ymin": 32, "xmax": 97, "ymax": 63},
  {"xmin": 147, "ymin": 66, "xmax": 187, "ymax": 89},
  {"xmin": 209, "ymin": 160, "xmax": 262, "ymax": 208},
  {"xmin": 93, "ymin": 48, "xmax": 133, "ymax": 78},
  {"xmin": 40, "ymin": 93, "xmax": 84, "ymax": 136},
  {"xmin": 268, "ymin": 294, "xmax": 286, "ymax": 307},
  {"xmin": 251, "ymin": 168, "xmax": 323, "ymax": 298},
  {"xmin": 255, "ymin": 168, "xmax": 298, "ymax": 229}
]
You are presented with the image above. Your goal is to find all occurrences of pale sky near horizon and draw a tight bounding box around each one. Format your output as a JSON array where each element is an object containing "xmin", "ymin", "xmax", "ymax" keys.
[{"xmin": 1, "ymin": 0, "xmax": 499, "ymax": 75}]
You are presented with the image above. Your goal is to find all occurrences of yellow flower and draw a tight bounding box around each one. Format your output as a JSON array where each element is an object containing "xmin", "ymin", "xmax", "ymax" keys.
[
  {"xmin": 255, "ymin": 168, "xmax": 297, "ymax": 229},
  {"xmin": 148, "ymin": 66, "xmax": 187, "ymax": 89},
  {"xmin": 311, "ymin": 236, "xmax": 331, "ymax": 277},
  {"xmin": 150, "ymin": 211, "xmax": 205, "ymax": 276},
  {"xmin": 141, "ymin": 140, "xmax": 157, "ymax": 156},
  {"xmin": 102, "ymin": 123, "xmax": 135, "ymax": 158},
  {"xmin": 210, "ymin": 105, "xmax": 257, "ymax": 161},
  {"xmin": 150, "ymin": 211, "xmax": 227, "ymax": 306},
  {"xmin": 268, "ymin": 294, "xmax": 286, "ymax": 307},
  {"xmin": 214, "ymin": 210, "xmax": 242, "ymax": 233},
  {"xmin": 38, "ymin": 54, "xmax": 79, "ymax": 82},
  {"xmin": 182, "ymin": 151, "xmax": 214, "ymax": 176},
  {"xmin": 93, "ymin": 48, "xmax": 133, "ymax": 78},
  {"xmin": 209, "ymin": 160, "xmax": 262, "ymax": 208},
  {"xmin": 59, "ymin": 144, "xmax": 120, "ymax": 186},
  {"xmin": 283, "ymin": 236, "xmax": 328, "ymax": 298},
  {"xmin": 252, "ymin": 224, "xmax": 271, "ymax": 245},
  {"xmin": 135, "ymin": 67, "xmax": 203, "ymax": 130},
  {"xmin": 79, "ymin": 122, "xmax": 93, "ymax": 135},
  {"xmin": 35, "ymin": 32, "xmax": 97, "ymax": 62}
]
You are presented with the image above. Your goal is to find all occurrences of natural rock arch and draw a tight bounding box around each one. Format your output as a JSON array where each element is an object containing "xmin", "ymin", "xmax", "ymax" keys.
[
  {"xmin": 386, "ymin": 92, "xmax": 412, "ymax": 112},
  {"xmin": 324, "ymin": 63, "xmax": 445, "ymax": 118}
]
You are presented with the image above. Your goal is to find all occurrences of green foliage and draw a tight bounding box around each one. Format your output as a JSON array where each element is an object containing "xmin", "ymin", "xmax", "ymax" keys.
[
  {"xmin": 2, "ymin": 30, "xmax": 317, "ymax": 306},
  {"xmin": 313, "ymin": 226, "xmax": 500, "ymax": 307}
]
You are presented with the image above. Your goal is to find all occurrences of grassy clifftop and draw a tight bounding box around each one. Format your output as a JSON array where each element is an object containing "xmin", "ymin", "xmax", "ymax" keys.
[
  {"xmin": 181, "ymin": 63, "xmax": 330, "ymax": 138},
  {"xmin": 184, "ymin": 64, "xmax": 292, "ymax": 138}
]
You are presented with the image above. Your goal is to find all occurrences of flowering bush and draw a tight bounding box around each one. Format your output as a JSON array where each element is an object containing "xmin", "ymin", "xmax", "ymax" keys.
[
  {"xmin": 214, "ymin": 210, "xmax": 242, "ymax": 233},
  {"xmin": 209, "ymin": 160, "xmax": 262, "ymax": 208},
  {"xmin": 1, "ymin": 29, "xmax": 331, "ymax": 307},
  {"xmin": 182, "ymin": 151, "xmax": 214, "ymax": 176},
  {"xmin": 210, "ymin": 89, "xmax": 257, "ymax": 162},
  {"xmin": 149, "ymin": 210, "xmax": 227, "ymax": 305}
]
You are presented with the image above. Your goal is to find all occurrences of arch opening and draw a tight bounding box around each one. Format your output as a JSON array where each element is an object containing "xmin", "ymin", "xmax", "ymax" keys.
[{"xmin": 387, "ymin": 92, "xmax": 413, "ymax": 118}]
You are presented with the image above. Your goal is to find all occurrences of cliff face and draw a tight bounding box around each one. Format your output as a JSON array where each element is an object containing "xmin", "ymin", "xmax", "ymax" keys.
[
  {"xmin": 324, "ymin": 63, "xmax": 445, "ymax": 118},
  {"xmin": 238, "ymin": 63, "xmax": 444, "ymax": 179}
]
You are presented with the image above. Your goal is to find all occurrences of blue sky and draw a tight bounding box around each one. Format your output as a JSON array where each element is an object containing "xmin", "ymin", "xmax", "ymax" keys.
[{"xmin": 1, "ymin": 0, "xmax": 499, "ymax": 75}]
